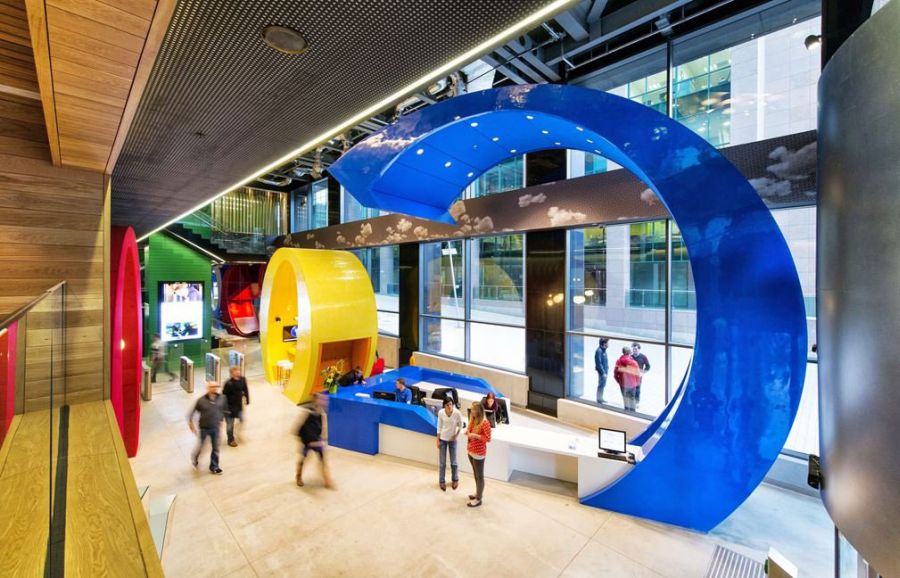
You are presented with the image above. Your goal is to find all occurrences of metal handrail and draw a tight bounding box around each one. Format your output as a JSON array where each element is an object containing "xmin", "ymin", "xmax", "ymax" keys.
[{"xmin": 0, "ymin": 281, "xmax": 66, "ymax": 331}]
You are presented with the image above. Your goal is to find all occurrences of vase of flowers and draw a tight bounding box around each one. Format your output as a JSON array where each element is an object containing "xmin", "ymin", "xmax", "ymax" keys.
[{"xmin": 321, "ymin": 360, "xmax": 344, "ymax": 395}]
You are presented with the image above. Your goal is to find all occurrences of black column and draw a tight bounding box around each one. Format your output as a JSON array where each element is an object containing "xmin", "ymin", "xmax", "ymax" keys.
[
  {"xmin": 822, "ymin": 0, "xmax": 874, "ymax": 65},
  {"xmin": 326, "ymin": 176, "xmax": 341, "ymax": 227},
  {"xmin": 525, "ymin": 229, "xmax": 566, "ymax": 416},
  {"xmin": 526, "ymin": 149, "xmax": 567, "ymax": 187},
  {"xmin": 398, "ymin": 242, "xmax": 419, "ymax": 366}
]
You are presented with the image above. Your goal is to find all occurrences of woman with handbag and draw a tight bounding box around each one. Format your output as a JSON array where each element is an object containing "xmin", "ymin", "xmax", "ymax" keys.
[{"xmin": 465, "ymin": 401, "xmax": 492, "ymax": 507}]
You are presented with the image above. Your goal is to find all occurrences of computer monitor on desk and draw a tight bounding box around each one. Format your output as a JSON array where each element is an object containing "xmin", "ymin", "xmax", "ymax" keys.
[
  {"xmin": 373, "ymin": 391, "xmax": 397, "ymax": 402},
  {"xmin": 598, "ymin": 428, "xmax": 626, "ymax": 454}
]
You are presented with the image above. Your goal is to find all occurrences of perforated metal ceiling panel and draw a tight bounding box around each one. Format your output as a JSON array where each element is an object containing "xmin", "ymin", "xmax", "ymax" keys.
[{"xmin": 112, "ymin": 0, "xmax": 559, "ymax": 235}]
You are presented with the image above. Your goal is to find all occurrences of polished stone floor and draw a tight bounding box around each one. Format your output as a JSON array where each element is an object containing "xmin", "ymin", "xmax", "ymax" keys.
[{"xmin": 132, "ymin": 350, "xmax": 833, "ymax": 577}]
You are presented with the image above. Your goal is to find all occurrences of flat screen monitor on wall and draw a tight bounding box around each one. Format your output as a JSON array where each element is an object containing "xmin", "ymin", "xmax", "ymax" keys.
[{"xmin": 159, "ymin": 282, "xmax": 204, "ymax": 342}]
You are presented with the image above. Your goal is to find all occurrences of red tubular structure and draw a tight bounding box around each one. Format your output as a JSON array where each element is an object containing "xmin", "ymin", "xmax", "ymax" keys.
[
  {"xmin": 220, "ymin": 264, "xmax": 264, "ymax": 336},
  {"xmin": 110, "ymin": 226, "xmax": 142, "ymax": 457},
  {"xmin": 0, "ymin": 322, "xmax": 17, "ymax": 448}
]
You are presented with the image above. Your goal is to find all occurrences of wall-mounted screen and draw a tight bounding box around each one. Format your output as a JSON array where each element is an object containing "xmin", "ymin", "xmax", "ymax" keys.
[
  {"xmin": 283, "ymin": 325, "xmax": 298, "ymax": 342},
  {"xmin": 159, "ymin": 282, "xmax": 204, "ymax": 342}
]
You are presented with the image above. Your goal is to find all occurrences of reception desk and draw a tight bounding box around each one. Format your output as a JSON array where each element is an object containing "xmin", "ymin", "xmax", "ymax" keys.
[{"xmin": 328, "ymin": 368, "xmax": 639, "ymax": 499}]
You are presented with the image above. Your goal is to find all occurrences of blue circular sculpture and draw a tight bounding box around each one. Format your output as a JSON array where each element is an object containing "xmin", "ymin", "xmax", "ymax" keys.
[{"xmin": 330, "ymin": 84, "xmax": 807, "ymax": 531}]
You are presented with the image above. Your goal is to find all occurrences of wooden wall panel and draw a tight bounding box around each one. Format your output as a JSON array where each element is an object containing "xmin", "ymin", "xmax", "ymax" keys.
[{"xmin": 0, "ymin": 94, "xmax": 105, "ymax": 407}]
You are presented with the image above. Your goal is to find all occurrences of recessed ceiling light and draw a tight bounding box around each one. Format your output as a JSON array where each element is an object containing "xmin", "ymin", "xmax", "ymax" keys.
[
  {"xmin": 525, "ymin": 115, "xmax": 534, "ymax": 120},
  {"xmin": 586, "ymin": 138, "xmax": 593, "ymax": 144},
  {"xmin": 467, "ymin": 171, "xmax": 474, "ymax": 178},
  {"xmin": 470, "ymin": 122, "xmax": 479, "ymax": 127},
  {"xmin": 491, "ymin": 136, "xmax": 500, "ymax": 142},
  {"xmin": 554, "ymin": 142, "xmax": 561, "ymax": 146},
  {"xmin": 416, "ymin": 148, "xmax": 424, "ymax": 155},
  {"xmin": 261, "ymin": 25, "xmax": 308, "ymax": 55},
  {"xmin": 510, "ymin": 149, "xmax": 517, "ymax": 153},
  {"xmin": 541, "ymin": 129, "xmax": 549, "ymax": 134},
  {"xmin": 576, "ymin": 126, "xmax": 584, "ymax": 131},
  {"xmin": 444, "ymin": 161, "xmax": 452, "ymax": 168}
]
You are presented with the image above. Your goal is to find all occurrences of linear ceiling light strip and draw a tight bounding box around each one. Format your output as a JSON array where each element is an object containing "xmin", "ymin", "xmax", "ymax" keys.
[{"xmin": 137, "ymin": 0, "xmax": 576, "ymax": 241}]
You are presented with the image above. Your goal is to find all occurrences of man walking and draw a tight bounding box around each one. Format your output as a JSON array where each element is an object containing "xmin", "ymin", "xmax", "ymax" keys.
[
  {"xmin": 594, "ymin": 338, "xmax": 609, "ymax": 403},
  {"xmin": 631, "ymin": 342, "xmax": 651, "ymax": 407},
  {"xmin": 188, "ymin": 381, "xmax": 226, "ymax": 474},
  {"xmin": 222, "ymin": 366, "xmax": 250, "ymax": 447},
  {"xmin": 436, "ymin": 396, "xmax": 462, "ymax": 491}
]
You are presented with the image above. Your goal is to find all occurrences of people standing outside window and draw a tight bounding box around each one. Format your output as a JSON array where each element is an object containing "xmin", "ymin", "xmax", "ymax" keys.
[
  {"xmin": 150, "ymin": 333, "xmax": 176, "ymax": 383},
  {"xmin": 394, "ymin": 377, "xmax": 412, "ymax": 404},
  {"xmin": 614, "ymin": 347, "xmax": 641, "ymax": 412},
  {"xmin": 594, "ymin": 338, "xmax": 609, "ymax": 403},
  {"xmin": 631, "ymin": 342, "xmax": 651, "ymax": 407},
  {"xmin": 436, "ymin": 397, "xmax": 462, "ymax": 491},
  {"xmin": 465, "ymin": 402, "xmax": 491, "ymax": 507},
  {"xmin": 296, "ymin": 393, "xmax": 332, "ymax": 488},
  {"xmin": 222, "ymin": 366, "xmax": 250, "ymax": 447},
  {"xmin": 188, "ymin": 381, "xmax": 226, "ymax": 474}
]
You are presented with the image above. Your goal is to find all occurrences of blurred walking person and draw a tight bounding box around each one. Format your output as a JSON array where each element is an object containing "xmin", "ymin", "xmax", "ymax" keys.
[
  {"xmin": 150, "ymin": 333, "xmax": 176, "ymax": 382},
  {"xmin": 296, "ymin": 393, "xmax": 332, "ymax": 488},
  {"xmin": 188, "ymin": 381, "xmax": 226, "ymax": 474},
  {"xmin": 222, "ymin": 366, "xmax": 250, "ymax": 447}
]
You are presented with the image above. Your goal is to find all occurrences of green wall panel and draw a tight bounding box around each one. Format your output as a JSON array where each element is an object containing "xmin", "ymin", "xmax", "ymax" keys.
[{"xmin": 143, "ymin": 233, "xmax": 213, "ymax": 368}]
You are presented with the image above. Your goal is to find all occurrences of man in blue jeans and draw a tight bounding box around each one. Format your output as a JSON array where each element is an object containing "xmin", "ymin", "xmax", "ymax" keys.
[
  {"xmin": 188, "ymin": 381, "xmax": 226, "ymax": 475},
  {"xmin": 435, "ymin": 396, "xmax": 462, "ymax": 491}
]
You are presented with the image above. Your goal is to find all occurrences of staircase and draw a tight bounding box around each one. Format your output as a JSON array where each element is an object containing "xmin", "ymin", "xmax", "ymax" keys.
[{"xmin": 165, "ymin": 218, "xmax": 271, "ymax": 261}]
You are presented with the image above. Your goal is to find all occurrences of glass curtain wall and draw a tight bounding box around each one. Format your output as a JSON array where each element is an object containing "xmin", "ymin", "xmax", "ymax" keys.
[
  {"xmin": 350, "ymin": 246, "xmax": 400, "ymax": 335},
  {"xmin": 567, "ymin": 206, "xmax": 817, "ymax": 455},
  {"xmin": 309, "ymin": 178, "xmax": 329, "ymax": 229},
  {"xmin": 569, "ymin": 5, "xmax": 820, "ymax": 173},
  {"xmin": 420, "ymin": 235, "xmax": 525, "ymax": 372},
  {"xmin": 467, "ymin": 156, "xmax": 525, "ymax": 198},
  {"xmin": 341, "ymin": 186, "xmax": 391, "ymax": 223}
]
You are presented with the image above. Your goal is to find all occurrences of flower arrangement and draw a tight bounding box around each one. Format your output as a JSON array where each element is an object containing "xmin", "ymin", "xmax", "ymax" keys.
[{"xmin": 321, "ymin": 360, "xmax": 345, "ymax": 395}]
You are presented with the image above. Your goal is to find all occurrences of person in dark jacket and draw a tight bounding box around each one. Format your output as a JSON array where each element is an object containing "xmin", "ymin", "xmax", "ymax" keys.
[
  {"xmin": 222, "ymin": 366, "xmax": 250, "ymax": 447},
  {"xmin": 188, "ymin": 381, "xmax": 226, "ymax": 474},
  {"xmin": 296, "ymin": 393, "xmax": 332, "ymax": 488},
  {"xmin": 594, "ymin": 338, "xmax": 609, "ymax": 402},
  {"xmin": 631, "ymin": 342, "xmax": 651, "ymax": 406},
  {"xmin": 338, "ymin": 366, "xmax": 365, "ymax": 387},
  {"xmin": 480, "ymin": 392, "xmax": 508, "ymax": 427}
]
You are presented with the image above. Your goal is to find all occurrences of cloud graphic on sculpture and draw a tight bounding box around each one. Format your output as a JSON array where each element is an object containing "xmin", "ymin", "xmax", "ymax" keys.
[
  {"xmin": 548, "ymin": 206, "xmax": 587, "ymax": 227},
  {"xmin": 360, "ymin": 223, "xmax": 373, "ymax": 237},
  {"xmin": 474, "ymin": 216, "xmax": 494, "ymax": 233},
  {"xmin": 397, "ymin": 218, "xmax": 413, "ymax": 233},
  {"xmin": 518, "ymin": 192, "xmax": 547, "ymax": 207},
  {"xmin": 450, "ymin": 200, "xmax": 467, "ymax": 221},
  {"xmin": 750, "ymin": 177, "xmax": 793, "ymax": 198},
  {"xmin": 413, "ymin": 225, "xmax": 429, "ymax": 239},
  {"xmin": 766, "ymin": 142, "xmax": 816, "ymax": 181},
  {"xmin": 640, "ymin": 188, "xmax": 659, "ymax": 205},
  {"xmin": 363, "ymin": 132, "xmax": 417, "ymax": 151},
  {"xmin": 306, "ymin": 233, "xmax": 315, "ymax": 240},
  {"xmin": 336, "ymin": 234, "xmax": 347, "ymax": 245},
  {"xmin": 314, "ymin": 241, "xmax": 325, "ymax": 249}
]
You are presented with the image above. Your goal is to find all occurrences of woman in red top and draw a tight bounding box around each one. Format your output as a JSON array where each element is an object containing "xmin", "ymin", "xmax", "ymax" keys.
[{"xmin": 465, "ymin": 402, "xmax": 491, "ymax": 507}]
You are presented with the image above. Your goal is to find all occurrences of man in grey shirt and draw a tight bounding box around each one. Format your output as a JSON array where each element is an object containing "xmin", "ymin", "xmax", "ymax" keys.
[
  {"xmin": 436, "ymin": 397, "xmax": 463, "ymax": 491},
  {"xmin": 188, "ymin": 381, "xmax": 226, "ymax": 474}
]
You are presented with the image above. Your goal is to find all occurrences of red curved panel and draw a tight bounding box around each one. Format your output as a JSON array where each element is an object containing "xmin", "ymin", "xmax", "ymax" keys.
[
  {"xmin": 111, "ymin": 226, "xmax": 142, "ymax": 457},
  {"xmin": 0, "ymin": 322, "xmax": 16, "ymax": 449},
  {"xmin": 221, "ymin": 265, "xmax": 262, "ymax": 337}
]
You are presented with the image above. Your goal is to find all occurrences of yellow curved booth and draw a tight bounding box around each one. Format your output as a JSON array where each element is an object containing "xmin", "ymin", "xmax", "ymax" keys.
[{"xmin": 259, "ymin": 249, "xmax": 377, "ymax": 404}]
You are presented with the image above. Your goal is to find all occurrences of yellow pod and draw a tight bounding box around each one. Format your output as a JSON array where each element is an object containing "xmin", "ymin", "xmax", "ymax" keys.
[{"xmin": 260, "ymin": 248, "xmax": 377, "ymax": 403}]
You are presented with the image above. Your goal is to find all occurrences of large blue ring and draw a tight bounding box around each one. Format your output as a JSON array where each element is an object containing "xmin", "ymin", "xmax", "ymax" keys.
[{"xmin": 331, "ymin": 84, "xmax": 807, "ymax": 531}]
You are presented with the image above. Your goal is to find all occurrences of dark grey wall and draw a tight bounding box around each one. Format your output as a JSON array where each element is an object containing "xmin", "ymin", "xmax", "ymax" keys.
[{"xmin": 818, "ymin": 2, "xmax": 900, "ymax": 576}]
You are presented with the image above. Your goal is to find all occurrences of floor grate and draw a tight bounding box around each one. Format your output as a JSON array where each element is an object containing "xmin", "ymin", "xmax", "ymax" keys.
[{"xmin": 705, "ymin": 545, "xmax": 765, "ymax": 578}]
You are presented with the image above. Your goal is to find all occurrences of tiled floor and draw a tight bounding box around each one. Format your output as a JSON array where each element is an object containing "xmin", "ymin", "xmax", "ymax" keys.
[{"xmin": 132, "ymin": 346, "xmax": 833, "ymax": 578}]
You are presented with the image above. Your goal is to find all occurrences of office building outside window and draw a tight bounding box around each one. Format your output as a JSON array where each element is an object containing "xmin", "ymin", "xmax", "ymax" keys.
[
  {"xmin": 467, "ymin": 156, "xmax": 525, "ymax": 198},
  {"xmin": 566, "ymin": 207, "xmax": 817, "ymax": 456},
  {"xmin": 351, "ymin": 246, "xmax": 400, "ymax": 335},
  {"xmin": 420, "ymin": 235, "xmax": 525, "ymax": 372}
]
